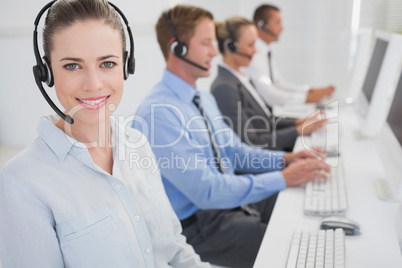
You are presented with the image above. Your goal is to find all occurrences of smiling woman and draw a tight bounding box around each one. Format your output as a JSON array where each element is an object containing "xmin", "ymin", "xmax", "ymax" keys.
[
  {"xmin": 0, "ymin": 0, "xmax": 208, "ymax": 267},
  {"xmin": 52, "ymin": 20, "xmax": 124, "ymax": 131}
]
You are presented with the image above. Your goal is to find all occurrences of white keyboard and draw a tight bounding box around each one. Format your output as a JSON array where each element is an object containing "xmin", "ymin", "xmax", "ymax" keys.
[
  {"xmin": 286, "ymin": 229, "xmax": 345, "ymax": 268},
  {"xmin": 304, "ymin": 160, "xmax": 348, "ymax": 216}
]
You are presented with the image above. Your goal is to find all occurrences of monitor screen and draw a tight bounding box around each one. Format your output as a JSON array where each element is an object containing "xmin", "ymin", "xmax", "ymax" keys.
[
  {"xmin": 362, "ymin": 38, "xmax": 388, "ymax": 103},
  {"xmin": 387, "ymin": 70, "xmax": 402, "ymax": 146}
]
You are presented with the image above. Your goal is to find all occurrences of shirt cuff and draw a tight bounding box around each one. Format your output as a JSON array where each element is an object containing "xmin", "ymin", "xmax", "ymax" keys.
[
  {"xmin": 274, "ymin": 151, "xmax": 286, "ymax": 170},
  {"xmin": 260, "ymin": 170, "xmax": 287, "ymax": 193}
]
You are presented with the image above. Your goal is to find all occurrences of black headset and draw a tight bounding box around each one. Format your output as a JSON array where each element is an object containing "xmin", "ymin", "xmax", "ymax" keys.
[
  {"xmin": 165, "ymin": 9, "xmax": 187, "ymax": 58},
  {"xmin": 257, "ymin": 19, "xmax": 277, "ymax": 38},
  {"xmin": 223, "ymin": 21, "xmax": 252, "ymax": 59},
  {"xmin": 165, "ymin": 9, "xmax": 208, "ymax": 71},
  {"xmin": 33, "ymin": 0, "xmax": 135, "ymax": 124},
  {"xmin": 257, "ymin": 19, "xmax": 267, "ymax": 31},
  {"xmin": 223, "ymin": 21, "xmax": 238, "ymax": 53}
]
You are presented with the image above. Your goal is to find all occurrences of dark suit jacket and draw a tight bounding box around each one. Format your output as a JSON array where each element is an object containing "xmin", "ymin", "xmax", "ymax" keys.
[{"xmin": 211, "ymin": 66, "xmax": 298, "ymax": 151}]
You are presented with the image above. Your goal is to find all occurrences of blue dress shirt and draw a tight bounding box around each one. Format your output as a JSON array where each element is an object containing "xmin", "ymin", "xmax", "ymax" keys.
[
  {"xmin": 0, "ymin": 115, "xmax": 208, "ymax": 268},
  {"xmin": 133, "ymin": 69, "xmax": 287, "ymax": 220}
]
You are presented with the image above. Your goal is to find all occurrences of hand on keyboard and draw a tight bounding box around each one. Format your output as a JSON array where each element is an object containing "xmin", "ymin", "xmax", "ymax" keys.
[
  {"xmin": 284, "ymin": 147, "xmax": 327, "ymax": 163},
  {"xmin": 282, "ymin": 158, "xmax": 330, "ymax": 187},
  {"xmin": 304, "ymin": 160, "xmax": 348, "ymax": 215}
]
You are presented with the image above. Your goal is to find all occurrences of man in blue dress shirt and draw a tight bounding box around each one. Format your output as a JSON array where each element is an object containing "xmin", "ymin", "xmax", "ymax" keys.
[{"xmin": 133, "ymin": 5, "xmax": 329, "ymax": 268}]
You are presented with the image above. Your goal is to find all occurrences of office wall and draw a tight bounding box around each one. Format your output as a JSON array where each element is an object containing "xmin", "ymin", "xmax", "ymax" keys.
[{"xmin": 0, "ymin": 0, "xmax": 353, "ymax": 147}]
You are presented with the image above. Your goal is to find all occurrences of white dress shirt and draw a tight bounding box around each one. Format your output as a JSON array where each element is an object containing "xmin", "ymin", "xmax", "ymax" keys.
[
  {"xmin": 0, "ymin": 115, "xmax": 208, "ymax": 268},
  {"xmin": 243, "ymin": 38, "xmax": 310, "ymax": 106}
]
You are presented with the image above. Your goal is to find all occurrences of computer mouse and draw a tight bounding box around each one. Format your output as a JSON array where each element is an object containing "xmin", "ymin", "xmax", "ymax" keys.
[{"xmin": 320, "ymin": 216, "xmax": 361, "ymax": 236}]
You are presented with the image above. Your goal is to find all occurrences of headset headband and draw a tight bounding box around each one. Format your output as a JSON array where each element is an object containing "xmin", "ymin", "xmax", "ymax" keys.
[
  {"xmin": 32, "ymin": 0, "xmax": 135, "ymax": 124},
  {"xmin": 33, "ymin": 0, "xmax": 135, "ymax": 76}
]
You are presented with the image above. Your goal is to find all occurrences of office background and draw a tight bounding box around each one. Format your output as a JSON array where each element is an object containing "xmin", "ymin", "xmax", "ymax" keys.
[{"xmin": 0, "ymin": 0, "xmax": 401, "ymax": 148}]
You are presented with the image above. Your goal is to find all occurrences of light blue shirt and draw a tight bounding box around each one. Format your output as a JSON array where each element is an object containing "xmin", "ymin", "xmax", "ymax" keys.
[
  {"xmin": 0, "ymin": 115, "xmax": 208, "ymax": 268},
  {"xmin": 133, "ymin": 69, "xmax": 287, "ymax": 220}
]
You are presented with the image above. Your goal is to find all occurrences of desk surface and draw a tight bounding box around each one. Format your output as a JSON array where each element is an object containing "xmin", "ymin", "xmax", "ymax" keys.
[{"xmin": 254, "ymin": 103, "xmax": 402, "ymax": 267}]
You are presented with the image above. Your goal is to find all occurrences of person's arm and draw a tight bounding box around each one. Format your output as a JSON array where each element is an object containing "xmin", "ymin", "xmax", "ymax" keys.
[
  {"xmin": 135, "ymin": 109, "xmax": 286, "ymax": 210},
  {"xmin": 212, "ymin": 82, "xmax": 273, "ymax": 148},
  {"xmin": 0, "ymin": 173, "xmax": 64, "ymax": 267},
  {"xmin": 305, "ymin": 86, "xmax": 335, "ymax": 103},
  {"xmin": 228, "ymin": 135, "xmax": 330, "ymax": 187},
  {"xmin": 212, "ymin": 83, "xmax": 298, "ymax": 151},
  {"xmin": 294, "ymin": 110, "xmax": 328, "ymax": 135}
]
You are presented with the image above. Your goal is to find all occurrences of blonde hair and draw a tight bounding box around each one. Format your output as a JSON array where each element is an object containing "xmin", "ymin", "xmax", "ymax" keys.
[{"xmin": 215, "ymin": 17, "xmax": 253, "ymax": 54}]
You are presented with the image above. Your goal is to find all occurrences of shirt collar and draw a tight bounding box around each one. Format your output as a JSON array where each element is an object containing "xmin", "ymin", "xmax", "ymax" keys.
[
  {"xmin": 161, "ymin": 69, "xmax": 199, "ymax": 103},
  {"xmin": 37, "ymin": 115, "xmax": 78, "ymax": 161},
  {"xmin": 256, "ymin": 38, "xmax": 272, "ymax": 54},
  {"xmin": 219, "ymin": 62, "xmax": 249, "ymax": 83},
  {"xmin": 37, "ymin": 115, "xmax": 122, "ymax": 162}
]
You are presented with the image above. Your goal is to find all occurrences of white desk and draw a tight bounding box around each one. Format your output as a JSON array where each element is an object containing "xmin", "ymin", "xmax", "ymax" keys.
[{"xmin": 254, "ymin": 104, "xmax": 402, "ymax": 267}]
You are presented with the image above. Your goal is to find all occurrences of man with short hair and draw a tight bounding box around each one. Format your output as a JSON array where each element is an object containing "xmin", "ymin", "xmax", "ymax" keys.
[
  {"xmin": 244, "ymin": 4, "xmax": 335, "ymax": 106},
  {"xmin": 133, "ymin": 5, "xmax": 329, "ymax": 268}
]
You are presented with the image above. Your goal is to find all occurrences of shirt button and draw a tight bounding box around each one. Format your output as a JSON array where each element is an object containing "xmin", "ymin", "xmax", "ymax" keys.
[
  {"xmin": 116, "ymin": 183, "xmax": 122, "ymax": 189},
  {"xmin": 134, "ymin": 215, "xmax": 140, "ymax": 221},
  {"xmin": 144, "ymin": 248, "xmax": 151, "ymax": 254}
]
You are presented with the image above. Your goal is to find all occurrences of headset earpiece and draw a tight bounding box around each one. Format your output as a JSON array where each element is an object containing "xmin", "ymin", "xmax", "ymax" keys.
[
  {"xmin": 43, "ymin": 56, "xmax": 54, "ymax": 87},
  {"xmin": 123, "ymin": 51, "xmax": 129, "ymax": 80},
  {"xmin": 32, "ymin": 63, "xmax": 46, "ymax": 85},
  {"xmin": 166, "ymin": 10, "xmax": 188, "ymax": 58},
  {"xmin": 224, "ymin": 21, "xmax": 239, "ymax": 54},
  {"xmin": 127, "ymin": 51, "xmax": 135, "ymax": 77},
  {"xmin": 123, "ymin": 49, "xmax": 135, "ymax": 80},
  {"xmin": 257, "ymin": 20, "xmax": 266, "ymax": 30},
  {"xmin": 224, "ymin": 38, "xmax": 238, "ymax": 53},
  {"xmin": 170, "ymin": 40, "xmax": 187, "ymax": 57},
  {"xmin": 32, "ymin": 56, "xmax": 53, "ymax": 87}
]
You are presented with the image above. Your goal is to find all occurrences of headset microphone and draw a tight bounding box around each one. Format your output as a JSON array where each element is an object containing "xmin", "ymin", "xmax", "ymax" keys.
[
  {"xmin": 33, "ymin": 0, "xmax": 135, "ymax": 125},
  {"xmin": 234, "ymin": 51, "xmax": 252, "ymax": 59},
  {"xmin": 165, "ymin": 10, "xmax": 208, "ymax": 72},
  {"xmin": 33, "ymin": 67, "xmax": 74, "ymax": 124},
  {"xmin": 175, "ymin": 55, "xmax": 209, "ymax": 71}
]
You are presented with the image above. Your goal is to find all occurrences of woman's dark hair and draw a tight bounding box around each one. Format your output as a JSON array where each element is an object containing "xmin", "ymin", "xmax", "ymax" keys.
[{"xmin": 43, "ymin": 0, "xmax": 126, "ymax": 59}]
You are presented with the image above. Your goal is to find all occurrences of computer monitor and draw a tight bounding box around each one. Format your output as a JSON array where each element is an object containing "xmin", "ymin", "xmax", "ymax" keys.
[
  {"xmin": 387, "ymin": 72, "xmax": 402, "ymax": 146},
  {"xmin": 346, "ymin": 28, "xmax": 373, "ymax": 103},
  {"xmin": 360, "ymin": 32, "xmax": 402, "ymax": 138},
  {"xmin": 375, "ymin": 65, "xmax": 402, "ymax": 201},
  {"xmin": 361, "ymin": 37, "xmax": 388, "ymax": 103}
]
